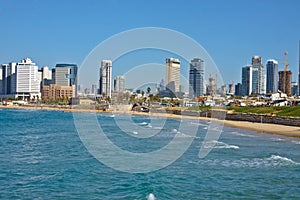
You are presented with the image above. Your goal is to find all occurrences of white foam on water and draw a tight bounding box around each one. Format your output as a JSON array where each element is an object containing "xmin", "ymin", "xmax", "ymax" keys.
[
  {"xmin": 291, "ymin": 140, "xmax": 300, "ymax": 145},
  {"xmin": 132, "ymin": 131, "xmax": 138, "ymax": 135},
  {"xmin": 202, "ymin": 140, "xmax": 240, "ymax": 149},
  {"xmin": 138, "ymin": 122, "xmax": 148, "ymax": 125},
  {"xmin": 270, "ymin": 137, "xmax": 286, "ymax": 142},
  {"xmin": 145, "ymin": 123, "xmax": 152, "ymax": 128},
  {"xmin": 147, "ymin": 193, "xmax": 156, "ymax": 200},
  {"xmin": 201, "ymin": 155, "xmax": 299, "ymax": 168},
  {"xmin": 190, "ymin": 122, "xmax": 208, "ymax": 127},
  {"xmin": 228, "ymin": 131, "xmax": 258, "ymax": 138},
  {"xmin": 172, "ymin": 128, "xmax": 180, "ymax": 133},
  {"xmin": 153, "ymin": 127, "xmax": 164, "ymax": 130},
  {"xmin": 269, "ymin": 155, "xmax": 299, "ymax": 165}
]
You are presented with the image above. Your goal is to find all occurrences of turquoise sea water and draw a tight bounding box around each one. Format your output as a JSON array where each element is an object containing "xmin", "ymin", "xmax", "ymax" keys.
[{"xmin": 1, "ymin": 108, "xmax": 300, "ymax": 199}]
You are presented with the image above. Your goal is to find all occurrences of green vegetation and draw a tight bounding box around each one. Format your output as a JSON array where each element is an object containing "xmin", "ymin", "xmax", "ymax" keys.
[
  {"xmin": 187, "ymin": 106, "xmax": 213, "ymax": 111},
  {"xmin": 226, "ymin": 106, "xmax": 300, "ymax": 118},
  {"xmin": 185, "ymin": 106, "xmax": 300, "ymax": 118}
]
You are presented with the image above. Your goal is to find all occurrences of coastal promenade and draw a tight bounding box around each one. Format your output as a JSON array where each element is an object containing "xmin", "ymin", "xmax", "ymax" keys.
[{"xmin": 1, "ymin": 104, "xmax": 300, "ymax": 138}]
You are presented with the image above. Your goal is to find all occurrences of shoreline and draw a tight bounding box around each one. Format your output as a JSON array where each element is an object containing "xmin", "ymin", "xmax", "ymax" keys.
[{"xmin": 1, "ymin": 104, "xmax": 300, "ymax": 138}]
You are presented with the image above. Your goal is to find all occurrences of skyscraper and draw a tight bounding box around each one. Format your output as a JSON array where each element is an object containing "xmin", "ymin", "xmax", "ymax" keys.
[
  {"xmin": 241, "ymin": 65, "xmax": 252, "ymax": 96},
  {"xmin": 266, "ymin": 59, "xmax": 279, "ymax": 94},
  {"xmin": 99, "ymin": 60, "xmax": 112, "ymax": 98},
  {"xmin": 189, "ymin": 58, "xmax": 205, "ymax": 98},
  {"xmin": 234, "ymin": 83, "xmax": 242, "ymax": 96},
  {"xmin": 278, "ymin": 70, "xmax": 292, "ymax": 95},
  {"xmin": 114, "ymin": 75, "xmax": 125, "ymax": 93},
  {"xmin": 251, "ymin": 56, "xmax": 265, "ymax": 94},
  {"xmin": 0, "ymin": 67, "xmax": 2, "ymax": 95},
  {"xmin": 14, "ymin": 58, "xmax": 40, "ymax": 100},
  {"xmin": 1, "ymin": 63, "xmax": 16, "ymax": 95},
  {"xmin": 52, "ymin": 63, "xmax": 78, "ymax": 96},
  {"xmin": 166, "ymin": 58, "xmax": 180, "ymax": 93},
  {"xmin": 41, "ymin": 66, "xmax": 52, "ymax": 86},
  {"xmin": 298, "ymin": 41, "xmax": 300, "ymax": 96}
]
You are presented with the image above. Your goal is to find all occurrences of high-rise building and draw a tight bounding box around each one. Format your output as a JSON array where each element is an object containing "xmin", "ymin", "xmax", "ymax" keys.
[
  {"xmin": 14, "ymin": 58, "xmax": 40, "ymax": 100},
  {"xmin": 114, "ymin": 75, "xmax": 125, "ymax": 93},
  {"xmin": 41, "ymin": 66, "xmax": 52, "ymax": 86},
  {"xmin": 278, "ymin": 70, "xmax": 292, "ymax": 95},
  {"xmin": 241, "ymin": 65, "xmax": 252, "ymax": 96},
  {"xmin": 234, "ymin": 83, "xmax": 242, "ymax": 96},
  {"xmin": 0, "ymin": 67, "xmax": 2, "ymax": 95},
  {"xmin": 166, "ymin": 58, "xmax": 180, "ymax": 93},
  {"xmin": 206, "ymin": 76, "xmax": 217, "ymax": 96},
  {"xmin": 266, "ymin": 59, "xmax": 279, "ymax": 94},
  {"xmin": 52, "ymin": 64, "xmax": 77, "ymax": 86},
  {"xmin": 99, "ymin": 60, "xmax": 112, "ymax": 98},
  {"xmin": 52, "ymin": 63, "xmax": 78, "ymax": 96},
  {"xmin": 291, "ymin": 82, "xmax": 298, "ymax": 96},
  {"xmin": 91, "ymin": 84, "xmax": 97, "ymax": 95},
  {"xmin": 189, "ymin": 58, "xmax": 205, "ymax": 98},
  {"xmin": 251, "ymin": 56, "xmax": 265, "ymax": 94},
  {"xmin": 1, "ymin": 63, "xmax": 16, "ymax": 95},
  {"xmin": 228, "ymin": 83, "xmax": 235, "ymax": 95},
  {"xmin": 298, "ymin": 41, "xmax": 300, "ymax": 96}
]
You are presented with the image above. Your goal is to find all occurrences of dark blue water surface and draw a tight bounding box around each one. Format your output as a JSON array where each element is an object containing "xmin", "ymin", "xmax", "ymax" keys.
[{"xmin": 1, "ymin": 108, "xmax": 300, "ymax": 199}]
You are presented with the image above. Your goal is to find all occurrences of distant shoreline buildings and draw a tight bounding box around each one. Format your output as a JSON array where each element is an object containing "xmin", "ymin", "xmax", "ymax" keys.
[
  {"xmin": 1, "ymin": 43, "xmax": 300, "ymax": 103},
  {"xmin": 0, "ymin": 58, "xmax": 77, "ymax": 101}
]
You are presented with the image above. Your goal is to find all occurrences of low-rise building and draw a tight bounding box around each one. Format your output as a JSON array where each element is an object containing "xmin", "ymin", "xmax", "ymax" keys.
[{"xmin": 42, "ymin": 84, "xmax": 75, "ymax": 100}]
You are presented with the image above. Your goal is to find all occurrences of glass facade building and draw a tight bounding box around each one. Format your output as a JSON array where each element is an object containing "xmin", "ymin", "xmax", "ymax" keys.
[
  {"xmin": 189, "ymin": 58, "xmax": 205, "ymax": 97},
  {"xmin": 266, "ymin": 59, "xmax": 278, "ymax": 94}
]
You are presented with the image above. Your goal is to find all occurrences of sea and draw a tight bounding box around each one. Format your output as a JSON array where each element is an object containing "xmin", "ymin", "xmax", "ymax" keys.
[{"xmin": 1, "ymin": 108, "xmax": 300, "ymax": 199}]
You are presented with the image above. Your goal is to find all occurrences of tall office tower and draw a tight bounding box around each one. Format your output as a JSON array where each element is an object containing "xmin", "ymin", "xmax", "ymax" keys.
[
  {"xmin": 266, "ymin": 59, "xmax": 279, "ymax": 94},
  {"xmin": 91, "ymin": 84, "xmax": 97, "ymax": 94},
  {"xmin": 1, "ymin": 63, "xmax": 16, "ymax": 95},
  {"xmin": 0, "ymin": 67, "xmax": 2, "ymax": 95},
  {"xmin": 234, "ymin": 83, "xmax": 242, "ymax": 96},
  {"xmin": 14, "ymin": 58, "xmax": 40, "ymax": 100},
  {"xmin": 206, "ymin": 76, "xmax": 217, "ymax": 96},
  {"xmin": 298, "ymin": 41, "xmax": 300, "ymax": 96},
  {"xmin": 228, "ymin": 83, "xmax": 235, "ymax": 95},
  {"xmin": 251, "ymin": 56, "xmax": 265, "ymax": 94},
  {"xmin": 52, "ymin": 63, "xmax": 78, "ymax": 96},
  {"xmin": 220, "ymin": 84, "xmax": 227, "ymax": 95},
  {"xmin": 41, "ymin": 66, "xmax": 52, "ymax": 86},
  {"xmin": 166, "ymin": 58, "xmax": 180, "ymax": 93},
  {"xmin": 99, "ymin": 60, "xmax": 112, "ymax": 98},
  {"xmin": 278, "ymin": 70, "xmax": 292, "ymax": 95},
  {"xmin": 189, "ymin": 58, "xmax": 205, "ymax": 98},
  {"xmin": 241, "ymin": 65, "xmax": 253, "ymax": 96},
  {"xmin": 114, "ymin": 75, "xmax": 125, "ymax": 92}
]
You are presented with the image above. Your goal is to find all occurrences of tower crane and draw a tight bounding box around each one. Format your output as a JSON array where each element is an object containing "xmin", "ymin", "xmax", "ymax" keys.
[{"xmin": 283, "ymin": 51, "xmax": 289, "ymax": 94}]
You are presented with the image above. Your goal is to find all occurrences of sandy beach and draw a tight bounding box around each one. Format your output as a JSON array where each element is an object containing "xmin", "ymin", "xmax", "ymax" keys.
[{"xmin": 1, "ymin": 104, "xmax": 300, "ymax": 138}]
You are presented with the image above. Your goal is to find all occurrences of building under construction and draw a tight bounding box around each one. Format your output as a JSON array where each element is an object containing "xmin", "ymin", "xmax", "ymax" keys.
[{"xmin": 278, "ymin": 70, "xmax": 292, "ymax": 96}]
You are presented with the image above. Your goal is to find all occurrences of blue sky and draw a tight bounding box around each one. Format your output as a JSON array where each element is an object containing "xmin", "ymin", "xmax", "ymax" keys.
[{"xmin": 1, "ymin": 0, "xmax": 300, "ymax": 89}]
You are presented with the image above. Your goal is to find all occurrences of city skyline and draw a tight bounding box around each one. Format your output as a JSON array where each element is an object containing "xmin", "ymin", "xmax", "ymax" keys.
[{"xmin": 1, "ymin": 1, "xmax": 300, "ymax": 86}]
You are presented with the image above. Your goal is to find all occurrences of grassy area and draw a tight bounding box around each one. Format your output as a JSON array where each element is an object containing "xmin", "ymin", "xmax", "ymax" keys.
[
  {"xmin": 185, "ymin": 106, "xmax": 300, "ymax": 117},
  {"xmin": 186, "ymin": 106, "xmax": 213, "ymax": 111},
  {"xmin": 226, "ymin": 106, "xmax": 300, "ymax": 118}
]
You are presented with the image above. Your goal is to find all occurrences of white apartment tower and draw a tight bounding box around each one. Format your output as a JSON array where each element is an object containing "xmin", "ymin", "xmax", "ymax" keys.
[
  {"xmin": 251, "ymin": 56, "xmax": 266, "ymax": 94},
  {"xmin": 166, "ymin": 58, "xmax": 180, "ymax": 93},
  {"xmin": 99, "ymin": 60, "xmax": 112, "ymax": 98},
  {"xmin": 114, "ymin": 75, "xmax": 125, "ymax": 92},
  {"xmin": 15, "ymin": 58, "xmax": 40, "ymax": 99}
]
